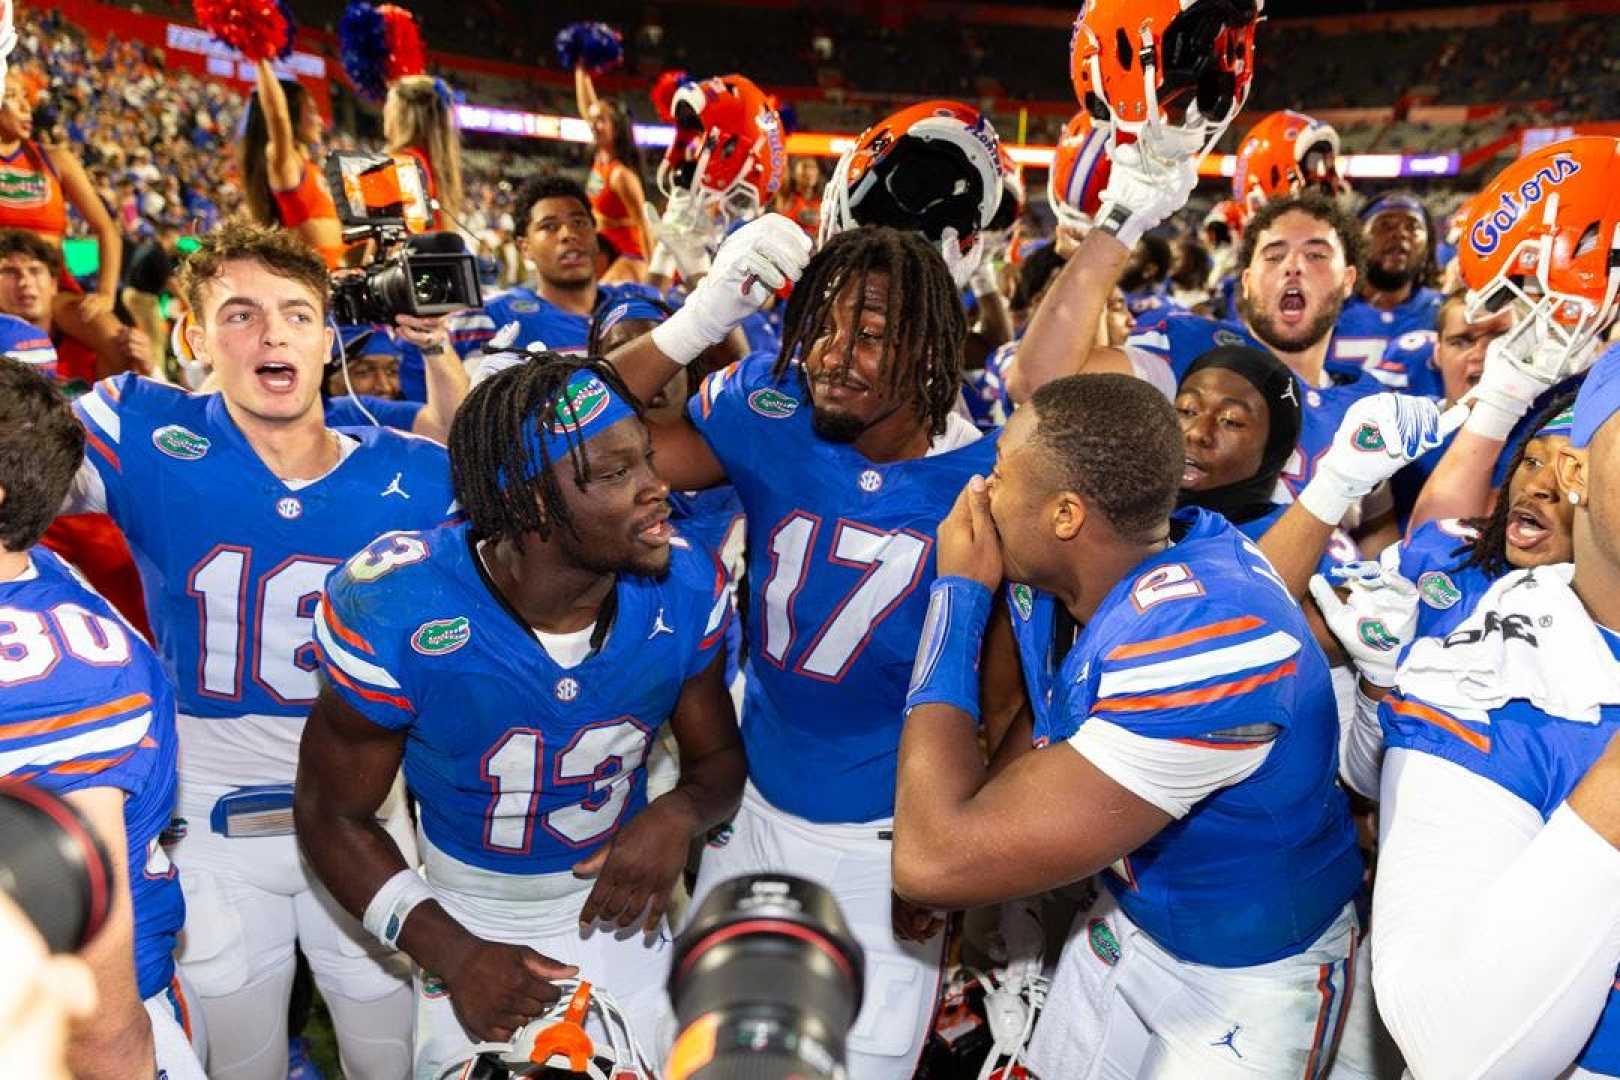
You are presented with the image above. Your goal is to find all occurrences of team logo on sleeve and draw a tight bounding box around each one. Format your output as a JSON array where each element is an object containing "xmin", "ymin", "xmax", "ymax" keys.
[
  {"xmin": 1214, "ymin": 329, "xmax": 1246, "ymax": 347},
  {"xmin": 411, "ymin": 616, "xmax": 471, "ymax": 656},
  {"xmin": 747, "ymin": 387, "xmax": 799, "ymax": 418},
  {"xmin": 152, "ymin": 424, "xmax": 211, "ymax": 460},
  {"xmin": 509, "ymin": 300, "xmax": 540, "ymax": 313},
  {"xmin": 1418, "ymin": 571, "xmax": 1462, "ymax": 610}
]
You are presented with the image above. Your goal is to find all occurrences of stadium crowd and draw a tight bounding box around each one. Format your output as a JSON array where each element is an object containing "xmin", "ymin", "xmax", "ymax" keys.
[{"xmin": 5, "ymin": 1, "xmax": 1620, "ymax": 1079}]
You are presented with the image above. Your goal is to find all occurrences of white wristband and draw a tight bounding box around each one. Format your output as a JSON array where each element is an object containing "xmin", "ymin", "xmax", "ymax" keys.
[
  {"xmin": 362, "ymin": 868, "xmax": 437, "ymax": 950},
  {"xmin": 1296, "ymin": 472, "xmax": 1355, "ymax": 528},
  {"xmin": 1094, "ymin": 202, "xmax": 1153, "ymax": 251},
  {"xmin": 649, "ymin": 304, "xmax": 721, "ymax": 368},
  {"xmin": 1461, "ymin": 395, "xmax": 1524, "ymax": 441}
]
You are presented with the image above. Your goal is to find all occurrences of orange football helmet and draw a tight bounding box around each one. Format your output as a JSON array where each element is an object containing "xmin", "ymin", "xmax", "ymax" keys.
[
  {"xmin": 1070, "ymin": 0, "xmax": 1262, "ymax": 157},
  {"xmin": 818, "ymin": 99, "xmax": 1003, "ymax": 248},
  {"xmin": 1459, "ymin": 136, "xmax": 1620, "ymax": 369},
  {"xmin": 657, "ymin": 74, "xmax": 785, "ymax": 230},
  {"xmin": 1047, "ymin": 110, "xmax": 1112, "ymax": 232},
  {"xmin": 1231, "ymin": 110, "xmax": 1346, "ymax": 219}
]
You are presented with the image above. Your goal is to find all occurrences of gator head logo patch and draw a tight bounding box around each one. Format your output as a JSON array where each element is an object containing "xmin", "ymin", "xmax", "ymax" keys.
[
  {"xmin": 705, "ymin": 823, "xmax": 734, "ymax": 849},
  {"xmin": 152, "ymin": 424, "xmax": 210, "ymax": 461},
  {"xmin": 1356, "ymin": 617, "xmax": 1400, "ymax": 652},
  {"xmin": 747, "ymin": 387, "xmax": 799, "ymax": 419},
  {"xmin": 1010, "ymin": 583, "xmax": 1034, "ymax": 621},
  {"xmin": 550, "ymin": 377, "xmax": 611, "ymax": 433},
  {"xmin": 411, "ymin": 616, "xmax": 471, "ymax": 656},
  {"xmin": 1351, "ymin": 423, "xmax": 1386, "ymax": 453},
  {"xmin": 1087, "ymin": 918, "xmax": 1121, "ymax": 967},
  {"xmin": 1418, "ymin": 571, "xmax": 1462, "ymax": 610}
]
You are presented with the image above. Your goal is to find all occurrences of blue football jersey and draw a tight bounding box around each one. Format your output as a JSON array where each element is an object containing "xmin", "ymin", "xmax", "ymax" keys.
[
  {"xmin": 1396, "ymin": 518, "xmax": 1496, "ymax": 644},
  {"xmin": 689, "ymin": 354, "xmax": 998, "ymax": 822},
  {"xmin": 314, "ymin": 523, "xmax": 731, "ymax": 874},
  {"xmin": 1007, "ymin": 505, "xmax": 1355, "ymax": 741},
  {"xmin": 1376, "ymin": 329, "xmax": 1446, "ymax": 401},
  {"xmin": 0, "ymin": 312, "xmax": 57, "ymax": 378},
  {"xmin": 0, "ymin": 548, "xmax": 183, "ymax": 999},
  {"xmin": 1381, "ymin": 630, "xmax": 1620, "ymax": 1075},
  {"xmin": 72, "ymin": 375, "xmax": 457, "ymax": 795},
  {"xmin": 1124, "ymin": 283, "xmax": 1176, "ymax": 325},
  {"xmin": 1327, "ymin": 288, "xmax": 1443, "ymax": 389},
  {"xmin": 1031, "ymin": 508, "xmax": 1363, "ymax": 967},
  {"xmin": 1127, "ymin": 312, "xmax": 1383, "ymax": 502},
  {"xmin": 448, "ymin": 283, "xmax": 655, "ymax": 361},
  {"xmin": 324, "ymin": 393, "xmax": 423, "ymax": 433}
]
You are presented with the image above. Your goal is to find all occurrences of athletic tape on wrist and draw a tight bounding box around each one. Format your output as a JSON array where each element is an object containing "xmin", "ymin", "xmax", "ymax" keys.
[
  {"xmin": 1462, "ymin": 396, "xmax": 1524, "ymax": 441},
  {"xmin": 906, "ymin": 576, "xmax": 994, "ymax": 722},
  {"xmin": 1296, "ymin": 471, "xmax": 1356, "ymax": 528},
  {"xmin": 362, "ymin": 868, "xmax": 437, "ymax": 951}
]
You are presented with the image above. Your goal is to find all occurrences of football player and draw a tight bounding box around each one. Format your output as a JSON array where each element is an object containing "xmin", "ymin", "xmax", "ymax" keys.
[
  {"xmin": 606, "ymin": 211, "xmax": 1038, "ymax": 1076},
  {"xmin": 448, "ymin": 175, "xmax": 656, "ymax": 377},
  {"xmin": 894, "ymin": 374, "xmax": 1377, "ymax": 1077},
  {"xmin": 296, "ymin": 357, "xmax": 745, "ymax": 1076},
  {"xmin": 1370, "ymin": 344, "xmax": 1620, "ymax": 1079},
  {"xmin": 1328, "ymin": 193, "xmax": 1444, "ymax": 388},
  {"xmin": 0, "ymin": 356, "xmax": 204, "ymax": 1079},
  {"xmin": 63, "ymin": 220, "xmax": 459, "ymax": 1080}
]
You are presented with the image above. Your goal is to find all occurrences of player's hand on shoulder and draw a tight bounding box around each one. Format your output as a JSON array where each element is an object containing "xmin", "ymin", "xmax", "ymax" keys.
[
  {"xmin": 937, "ymin": 475, "xmax": 1004, "ymax": 591},
  {"xmin": 442, "ymin": 938, "xmax": 579, "ymax": 1043},
  {"xmin": 572, "ymin": 796, "xmax": 696, "ymax": 933}
]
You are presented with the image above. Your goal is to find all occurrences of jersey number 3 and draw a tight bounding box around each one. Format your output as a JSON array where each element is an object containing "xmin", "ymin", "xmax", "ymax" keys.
[{"xmin": 761, "ymin": 514, "xmax": 931, "ymax": 681}]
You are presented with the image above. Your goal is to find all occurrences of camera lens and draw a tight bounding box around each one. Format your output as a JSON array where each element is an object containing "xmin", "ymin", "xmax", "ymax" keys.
[
  {"xmin": 0, "ymin": 782, "xmax": 115, "ymax": 953},
  {"xmin": 667, "ymin": 874, "xmax": 864, "ymax": 1080},
  {"xmin": 412, "ymin": 264, "xmax": 457, "ymax": 307}
]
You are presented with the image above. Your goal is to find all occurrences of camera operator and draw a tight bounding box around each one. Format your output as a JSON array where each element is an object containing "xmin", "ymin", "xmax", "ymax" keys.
[{"xmin": 0, "ymin": 355, "xmax": 205, "ymax": 1079}]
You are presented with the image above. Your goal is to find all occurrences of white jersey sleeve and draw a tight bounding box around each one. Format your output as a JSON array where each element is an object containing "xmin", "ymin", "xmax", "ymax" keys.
[
  {"xmin": 1067, "ymin": 717, "xmax": 1272, "ymax": 819},
  {"xmin": 1372, "ymin": 748, "xmax": 1620, "ymax": 1079}
]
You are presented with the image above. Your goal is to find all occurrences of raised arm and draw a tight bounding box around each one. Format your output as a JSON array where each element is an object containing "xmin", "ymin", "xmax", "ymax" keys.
[
  {"xmin": 254, "ymin": 59, "xmax": 303, "ymax": 192},
  {"xmin": 296, "ymin": 688, "xmax": 576, "ymax": 1041},
  {"xmin": 49, "ymin": 148, "xmax": 120, "ymax": 304},
  {"xmin": 573, "ymin": 64, "xmax": 597, "ymax": 122},
  {"xmin": 393, "ymin": 314, "xmax": 468, "ymax": 443},
  {"xmin": 1004, "ymin": 139, "xmax": 1198, "ymax": 403}
]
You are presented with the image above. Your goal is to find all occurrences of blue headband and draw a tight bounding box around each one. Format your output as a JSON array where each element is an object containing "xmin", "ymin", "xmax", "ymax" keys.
[
  {"xmin": 595, "ymin": 297, "xmax": 670, "ymax": 341},
  {"xmin": 511, "ymin": 369, "xmax": 636, "ymax": 486},
  {"xmin": 1538, "ymin": 404, "xmax": 1576, "ymax": 441},
  {"xmin": 1360, "ymin": 193, "xmax": 1427, "ymax": 224}
]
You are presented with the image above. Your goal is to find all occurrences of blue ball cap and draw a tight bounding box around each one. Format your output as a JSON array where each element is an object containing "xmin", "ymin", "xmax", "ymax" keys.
[{"xmin": 1571, "ymin": 341, "xmax": 1620, "ymax": 449}]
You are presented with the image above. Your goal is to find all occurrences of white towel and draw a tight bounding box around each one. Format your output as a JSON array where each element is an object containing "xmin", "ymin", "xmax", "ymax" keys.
[{"xmin": 1397, "ymin": 563, "xmax": 1620, "ymax": 725}]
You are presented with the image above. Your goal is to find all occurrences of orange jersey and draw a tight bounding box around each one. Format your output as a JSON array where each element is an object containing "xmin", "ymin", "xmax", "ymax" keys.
[
  {"xmin": 271, "ymin": 159, "xmax": 346, "ymax": 269},
  {"xmin": 0, "ymin": 140, "xmax": 68, "ymax": 241},
  {"xmin": 588, "ymin": 156, "xmax": 647, "ymax": 260}
]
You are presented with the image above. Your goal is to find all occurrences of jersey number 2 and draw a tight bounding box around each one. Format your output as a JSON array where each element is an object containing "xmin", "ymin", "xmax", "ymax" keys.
[{"xmin": 761, "ymin": 514, "xmax": 931, "ymax": 681}]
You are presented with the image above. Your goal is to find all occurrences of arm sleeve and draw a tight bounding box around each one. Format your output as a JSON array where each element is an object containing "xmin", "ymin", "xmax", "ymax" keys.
[
  {"xmin": 0, "ymin": 683, "xmax": 158, "ymax": 796},
  {"xmin": 683, "ymin": 548, "xmax": 734, "ymax": 682},
  {"xmin": 1372, "ymin": 748, "xmax": 1620, "ymax": 1080},
  {"xmin": 67, "ymin": 375, "xmax": 135, "ymax": 517},
  {"xmin": 1340, "ymin": 682, "xmax": 1385, "ymax": 800},
  {"xmin": 312, "ymin": 563, "xmax": 418, "ymax": 731},
  {"xmin": 1067, "ymin": 717, "xmax": 1272, "ymax": 818}
]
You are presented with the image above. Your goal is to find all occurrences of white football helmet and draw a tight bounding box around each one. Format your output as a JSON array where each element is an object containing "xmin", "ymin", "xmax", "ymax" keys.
[{"xmin": 454, "ymin": 980, "xmax": 658, "ymax": 1080}]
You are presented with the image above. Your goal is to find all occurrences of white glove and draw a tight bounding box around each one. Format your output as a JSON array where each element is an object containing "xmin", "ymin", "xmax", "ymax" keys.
[
  {"xmin": 1463, "ymin": 319, "xmax": 1596, "ymax": 439},
  {"xmin": 940, "ymin": 226, "xmax": 987, "ymax": 292},
  {"xmin": 650, "ymin": 213, "xmax": 813, "ymax": 365},
  {"xmin": 644, "ymin": 196, "xmax": 714, "ymax": 281},
  {"xmin": 1307, "ymin": 548, "xmax": 1419, "ymax": 688},
  {"xmin": 1297, "ymin": 392, "xmax": 1463, "ymax": 525},
  {"xmin": 967, "ymin": 228, "xmax": 1008, "ymax": 299},
  {"xmin": 1093, "ymin": 139, "xmax": 1199, "ymax": 250}
]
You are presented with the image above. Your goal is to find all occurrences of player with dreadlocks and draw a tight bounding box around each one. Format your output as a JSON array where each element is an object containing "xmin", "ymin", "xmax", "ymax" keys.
[
  {"xmin": 296, "ymin": 353, "xmax": 745, "ymax": 1076},
  {"xmin": 605, "ymin": 212, "xmax": 1064, "ymax": 1077}
]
